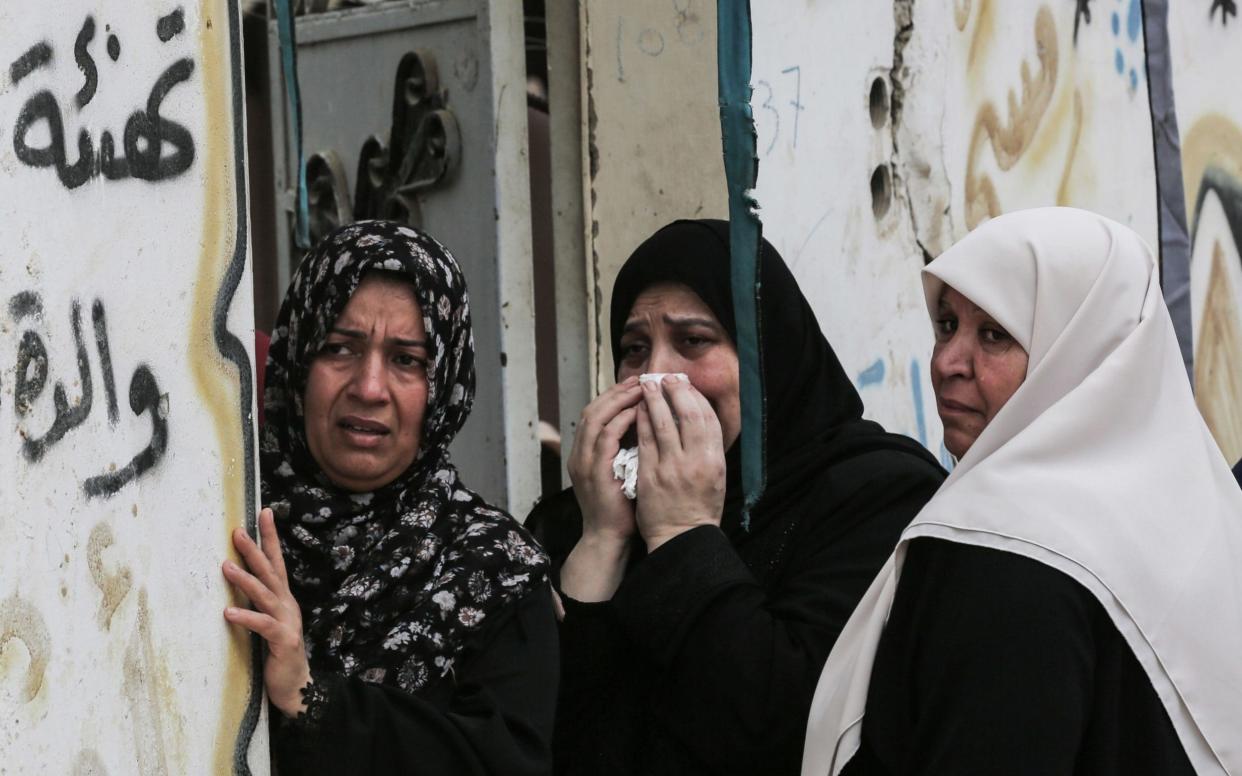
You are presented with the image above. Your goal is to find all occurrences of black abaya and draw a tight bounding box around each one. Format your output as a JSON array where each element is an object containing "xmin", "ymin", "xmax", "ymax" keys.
[
  {"xmin": 841, "ymin": 539, "xmax": 1195, "ymax": 775},
  {"xmin": 527, "ymin": 220, "xmax": 946, "ymax": 776}
]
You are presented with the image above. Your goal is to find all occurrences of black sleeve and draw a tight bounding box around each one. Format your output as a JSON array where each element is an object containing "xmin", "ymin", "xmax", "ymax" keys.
[
  {"xmin": 272, "ymin": 584, "xmax": 559, "ymax": 776},
  {"xmin": 527, "ymin": 487, "xmax": 654, "ymax": 775},
  {"xmin": 857, "ymin": 539, "xmax": 1097, "ymax": 776},
  {"xmin": 551, "ymin": 593, "xmax": 651, "ymax": 775},
  {"xmin": 608, "ymin": 456, "xmax": 944, "ymax": 774}
]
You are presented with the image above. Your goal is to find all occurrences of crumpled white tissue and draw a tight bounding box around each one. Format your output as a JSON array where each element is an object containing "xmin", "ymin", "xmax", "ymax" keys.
[
  {"xmin": 612, "ymin": 447, "xmax": 639, "ymax": 500},
  {"xmin": 610, "ymin": 373, "xmax": 688, "ymax": 499}
]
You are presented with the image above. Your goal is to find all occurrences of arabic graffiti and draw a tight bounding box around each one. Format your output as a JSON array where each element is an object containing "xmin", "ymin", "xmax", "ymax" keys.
[
  {"xmin": 1074, "ymin": 0, "xmax": 1092, "ymax": 45},
  {"xmin": 1211, "ymin": 0, "xmax": 1237, "ymax": 26},
  {"xmin": 9, "ymin": 7, "xmax": 195, "ymax": 189},
  {"xmin": 11, "ymin": 292, "xmax": 168, "ymax": 499}
]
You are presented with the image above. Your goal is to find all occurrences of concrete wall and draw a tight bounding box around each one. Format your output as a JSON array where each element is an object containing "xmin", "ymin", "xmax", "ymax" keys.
[
  {"xmin": 579, "ymin": 0, "xmax": 727, "ymax": 391},
  {"xmin": 555, "ymin": 1, "xmax": 1240, "ymax": 469},
  {"xmin": 1168, "ymin": 0, "xmax": 1242, "ymax": 464},
  {"xmin": 0, "ymin": 2, "xmax": 266, "ymax": 773},
  {"xmin": 751, "ymin": 0, "xmax": 1159, "ymax": 460}
]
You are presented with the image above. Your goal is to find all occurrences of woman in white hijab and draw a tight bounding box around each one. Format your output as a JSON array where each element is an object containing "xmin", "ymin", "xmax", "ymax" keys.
[{"xmin": 801, "ymin": 207, "xmax": 1242, "ymax": 775}]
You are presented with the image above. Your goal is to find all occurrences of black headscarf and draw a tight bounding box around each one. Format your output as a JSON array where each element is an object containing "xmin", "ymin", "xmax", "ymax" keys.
[
  {"xmin": 262, "ymin": 220, "xmax": 548, "ymax": 693},
  {"xmin": 609, "ymin": 219, "xmax": 935, "ymax": 537}
]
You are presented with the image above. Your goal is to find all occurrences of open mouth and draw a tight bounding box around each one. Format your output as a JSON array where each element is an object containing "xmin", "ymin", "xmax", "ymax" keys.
[{"xmin": 338, "ymin": 416, "xmax": 390, "ymax": 436}]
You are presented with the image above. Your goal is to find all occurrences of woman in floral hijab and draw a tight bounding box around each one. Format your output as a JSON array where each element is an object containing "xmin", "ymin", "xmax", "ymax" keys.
[{"xmin": 222, "ymin": 220, "xmax": 556, "ymax": 775}]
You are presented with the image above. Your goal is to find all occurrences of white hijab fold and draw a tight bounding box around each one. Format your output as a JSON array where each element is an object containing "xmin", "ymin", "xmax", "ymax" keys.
[{"xmin": 802, "ymin": 208, "xmax": 1242, "ymax": 776}]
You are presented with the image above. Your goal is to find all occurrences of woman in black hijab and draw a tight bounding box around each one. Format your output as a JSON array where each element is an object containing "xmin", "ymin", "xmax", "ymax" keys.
[
  {"xmin": 222, "ymin": 221, "xmax": 556, "ymax": 775},
  {"xmin": 526, "ymin": 219, "xmax": 946, "ymax": 776}
]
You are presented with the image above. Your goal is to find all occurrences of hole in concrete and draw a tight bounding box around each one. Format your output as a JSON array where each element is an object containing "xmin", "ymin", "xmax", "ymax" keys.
[
  {"xmin": 871, "ymin": 165, "xmax": 892, "ymax": 220},
  {"xmin": 869, "ymin": 77, "xmax": 889, "ymax": 129}
]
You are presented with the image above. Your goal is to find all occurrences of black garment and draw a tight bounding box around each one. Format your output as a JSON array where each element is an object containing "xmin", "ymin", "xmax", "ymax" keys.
[
  {"xmin": 529, "ymin": 219, "xmax": 946, "ymax": 776},
  {"xmin": 843, "ymin": 539, "xmax": 1195, "ymax": 776},
  {"xmin": 260, "ymin": 221, "xmax": 553, "ymax": 774},
  {"xmin": 273, "ymin": 584, "xmax": 559, "ymax": 776},
  {"xmin": 1233, "ymin": 458, "xmax": 1241, "ymax": 489}
]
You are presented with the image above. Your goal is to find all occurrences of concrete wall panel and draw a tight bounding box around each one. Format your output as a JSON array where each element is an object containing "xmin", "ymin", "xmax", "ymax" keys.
[
  {"xmin": 0, "ymin": 2, "xmax": 266, "ymax": 772},
  {"xmin": 751, "ymin": 0, "xmax": 1159, "ymax": 461},
  {"xmin": 1167, "ymin": 1, "xmax": 1242, "ymax": 462},
  {"xmin": 580, "ymin": 0, "xmax": 727, "ymax": 391}
]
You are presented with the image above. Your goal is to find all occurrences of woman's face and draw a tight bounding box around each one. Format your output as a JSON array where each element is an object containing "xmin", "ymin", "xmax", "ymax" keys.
[
  {"xmin": 931, "ymin": 285, "xmax": 1029, "ymax": 458},
  {"xmin": 617, "ymin": 282, "xmax": 741, "ymax": 450},
  {"xmin": 304, "ymin": 274, "xmax": 430, "ymax": 491}
]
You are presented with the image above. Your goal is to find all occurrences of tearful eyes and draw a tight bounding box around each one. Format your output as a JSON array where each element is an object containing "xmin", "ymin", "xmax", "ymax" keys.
[
  {"xmin": 317, "ymin": 342, "xmax": 427, "ymax": 370},
  {"xmin": 619, "ymin": 336, "xmax": 714, "ymax": 358}
]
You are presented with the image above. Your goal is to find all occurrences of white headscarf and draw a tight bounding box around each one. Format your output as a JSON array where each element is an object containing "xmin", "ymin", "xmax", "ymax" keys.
[{"xmin": 801, "ymin": 208, "xmax": 1242, "ymax": 776}]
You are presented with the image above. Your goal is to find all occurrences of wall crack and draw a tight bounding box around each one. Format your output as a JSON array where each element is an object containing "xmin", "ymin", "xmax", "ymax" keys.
[{"xmin": 890, "ymin": 0, "xmax": 935, "ymax": 263}]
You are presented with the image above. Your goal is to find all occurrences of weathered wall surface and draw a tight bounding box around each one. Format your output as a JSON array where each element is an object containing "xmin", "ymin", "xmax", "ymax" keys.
[
  {"xmin": 0, "ymin": 2, "xmax": 266, "ymax": 773},
  {"xmin": 580, "ymin": 0, "xmax": 727, "ymax": 390},
  {"xmin": 568, "ymin": 1, "xmax": 1239, "ymax": 467},
  {"xmin": 1168, "ymin": 1, "xmax": 1242, "ymax": 463},
  {"xmin": 750, "ymin": 0, "xmax": 1158, "ymax": 459}
]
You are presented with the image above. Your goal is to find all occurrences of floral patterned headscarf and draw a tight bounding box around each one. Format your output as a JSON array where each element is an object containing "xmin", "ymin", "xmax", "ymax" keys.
[{"xmin": 261, "ymin": 220, "xmax": 548, "ymax": 693}]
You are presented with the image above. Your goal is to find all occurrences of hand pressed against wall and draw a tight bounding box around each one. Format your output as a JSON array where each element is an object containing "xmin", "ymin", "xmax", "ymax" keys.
[{"xmin": 222, "ymin": 508, "xmax": 311, "ymax": 718}]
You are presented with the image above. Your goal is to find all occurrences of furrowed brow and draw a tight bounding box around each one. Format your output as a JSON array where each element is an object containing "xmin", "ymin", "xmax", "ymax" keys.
[
  {"xmin": 390, "ymin": 337, "xmax": 429, "ymax": 349},
  {"xmin": 664, "ymin": 314, "xmax": 720, "ymax": 329},
  {"xmin": 331, "ymin": 327, "xmax": 428, "ymax": 349}
]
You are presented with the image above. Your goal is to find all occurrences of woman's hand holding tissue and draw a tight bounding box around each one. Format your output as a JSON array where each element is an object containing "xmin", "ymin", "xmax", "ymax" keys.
[
  {"xmin": 635, "ymin": 375, "xmax": 727, "ymax": 553},
  {"xmin": 562, "ymin": 376, "xmax": 643, "ymax": 604}
]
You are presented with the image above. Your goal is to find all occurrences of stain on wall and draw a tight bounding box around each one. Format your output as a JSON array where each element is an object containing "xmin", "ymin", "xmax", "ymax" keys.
[
  {"xmin": 87, "ymin": 522, "xmax": 132, "ymax": 630},
  {"xmin": 0, "ymin": 595, "xmax": 50, "ymax": 704}
]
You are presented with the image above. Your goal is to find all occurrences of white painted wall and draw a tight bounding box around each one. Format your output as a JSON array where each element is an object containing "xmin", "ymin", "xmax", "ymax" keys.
[
  {"xmin": 1167, "ymin": 0, "xmax": 1242, "ymax": 462},
  {"xmin": 556, "ymin": 2, "xmax": 1236, "ymax": 467},
  {"xmin": 751, "ymin": 0, "xmax": 1158, "ymax": 461},
  {"xmin": 0, "ymin": 2, "xmax": 266, "ymax": 773}
]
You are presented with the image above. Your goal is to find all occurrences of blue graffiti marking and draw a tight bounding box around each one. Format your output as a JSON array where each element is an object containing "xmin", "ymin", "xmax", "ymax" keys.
[
  {"xmin": 857, "ymin": 358, "xmax": 885, "ymax": 389},
  {"xmin": 1126, "ymin": 0, "xmax": 1142, "ymax": 42},
  {"xmin": 1110, "ymin": 1, "xmax": 1144, "ymax": 88},
  {"xmin": 910, "ymin": 358, "xmax": 927, "ymax": 447},
  {"xmin": 939, "ymin": 442, "xmax": 955, "ymax": 471}
]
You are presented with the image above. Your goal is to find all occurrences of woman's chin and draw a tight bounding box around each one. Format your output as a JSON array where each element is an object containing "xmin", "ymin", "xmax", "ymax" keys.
[
  {"xmin": 942, "ymin": 432, "xmax": 972, "ymax": 461},
  {"xmin": 322, "ymin": 457, "xmax": 403, "ymax": 493}
]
